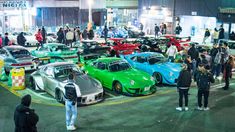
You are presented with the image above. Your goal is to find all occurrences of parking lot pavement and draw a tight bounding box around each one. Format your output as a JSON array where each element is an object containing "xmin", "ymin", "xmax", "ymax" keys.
[{"xmin": 1, "ymin": 78, "xmax": 235, "ymax": 132}]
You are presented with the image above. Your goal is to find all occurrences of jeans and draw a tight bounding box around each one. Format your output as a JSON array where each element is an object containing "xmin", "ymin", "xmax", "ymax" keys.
[
  {"xmin": 197, "ymin": 90, "xmax": 209, "ymax": 107},
  {"xmin": 65, "ymin": 100, "xmax": 77, "ymax": 126},
  {"xmin": 215, "ymin": 64, "xmax": 222, "ymax": 77},
  {"xmin": 178, "ymin": 88, "xmax": 189, "ymax": 107},
  {"xmin": 168, "ymin": 56, "xmax": 174, "ymax": 62},
  {"xmin": 192, "ymin": 59, "xmax": 197, "ymax": 76},
  {"xmin": 224, "ymin": 76, "xmax": 230, "ymax": 89}
]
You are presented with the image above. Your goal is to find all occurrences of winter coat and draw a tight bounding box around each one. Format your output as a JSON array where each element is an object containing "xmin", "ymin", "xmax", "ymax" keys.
[
  {"xmin": 219, "ymin": 27, "xmax": 225, "ymax": 39},
  {"xmin": 57, "ymin": 31, "xmax": 64, "ymax": 43},
  {"xmin": 88, "ymin": 30, "xmax": 94, "ymax": 40},
  {"xmin": 0, "ymin": 37, "xmax": 2, "ymax": 47},
  {"xmin": 204, "ymin": 30, "xmax": 210, "ymax": 37},
  {"xmin": 41, "ymin": 29, "xmax": 47, "ymax": 43},
  {"xmin": 14, "ymin": 95, "xmax": 39, "ymax": 132},
  {"xmin": 82, "ymin": 30, "xmax": 88, "ymax": 40},
  {"xmin": 35, "ymin": 32, "xmax": 43, "ymax": 42},
  {"xmin": 17, "ymin": 33, "xmax": 26, "ymax": 46},
  {"xmin": 195, "ymin": 71, "xmax": 215, "ymax": 91},
  {"xmin": 177, "ymin": 69, "xmax": 192, "ymax": 88},
  {"xmin": 212, "ymin": 31, "xmax": 219, "ymax": 39},
  {"xmin": 166, "ymin": 45, "xmax": 178, "ymax": 57},
  {"xmin": 175, "ymin": 26, "xmax": 182, "ymax": 35},
  {"xmin": 4, "ymin": 36, "xmax": 10, "ymax": 46},
  {"xmin": 66, "ymin": 31, "xmax": 74, "ymax": 41},
  {"xmin": 187, "ymin": 47, "xmax": 199, "ymax": 60},
  {"xmin": 224, "ymin": 61, "xmax": 233, "ymax": 79}
]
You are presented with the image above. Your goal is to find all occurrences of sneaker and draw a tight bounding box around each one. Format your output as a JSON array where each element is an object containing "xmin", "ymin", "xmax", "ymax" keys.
[
  {"xmin": 185, "ymin": 107, "xmax": 189, "ymax": 111},
  {"xmin": 204, "ymin": 107, "xmax": 210, "ymax": 111},
  {"xmin": 67, "ymin": 125, "xmax": 76, "ymax": 131},
  {"xmin": 197, "ymin": 107, "xmax": 203, "ymax": 111},
  {"xmin": 176, "ymin": 107, "xmax": 182, "ymax": 111}
]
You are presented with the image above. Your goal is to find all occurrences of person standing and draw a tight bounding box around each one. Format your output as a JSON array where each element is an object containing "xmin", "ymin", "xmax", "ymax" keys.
[
  {"xmin": 154, "ymin": 24, "xmax": 160, "ymax": 38},
  {"xmin": 139, "ymin": 23, "xmax": 143, "ymax": 32},
  {"xmin": 57, "ymin": 28, "xmax": 65, "ymax": 43},
  {"xmin": 3, "ymin": 33, "xmax": 10, "ymax": 46},
  {"xmin": 218, "ymin": 24, "xmax": 225, "ymax": 40},
  {"xmin": 41, "ymin": 26, "xmax": 47, "ymax": 44},
  {"xmin": 175, "ymin": 24, "xmax": 182, "ymax": 35},
  {"xmin": 202, "ymin": 28, "xmax": 210, "ymax": 44},
  {"xmin": 75, "ymin": 27, "xmax": 81, "ymax": 41},
  {"xmin": 17, "ymin": 32, "xmax": 26, "ymax": 46},
  {"xmin": 35, "ymin": 29, "xmax": 43, "ymax": 49},
  {"xmin": 187, "ymin": 44, "xmax": 199, "ymax": 74},
  {"xmin": 64, "ymin": 73, "xmax": 81, "ymax": 131},
  {"xmin": 103, "ymin": 25, "xmax": 108, "ymax": 43},
  {"xmin": 229, "ymin": 31, "xmax": 235, "ymax": 40},
  {"xmin": 166, "ymin": 43, "xmax": 178, "ymax": 62},
  {"xmin": 88, "ymin": 28, "xmax": 94, "ymax": 40},
  {"xmin": 0, "ymin": 34, "xmax": 3, "ymax": 47},
  {"xmin": 82, "ymin": 27, "xmax": 88, "ymax": 40},
  {"xmin": 223, "ymin": 56, "xmax": 234, "ymax": 90},
  {"xmin": 214, "ymin": 43, "xmax": 225, "ymax": 78},
  {"xmin": 195, "ymin": 64, "xmax": 215, "ymax": 111},
  {"xmin": 14, "ymin": 94, "xmax": 39, "ymax": 132},
  {"xmin": 66, "ymin": 29, "xmax": 74, "ymax": 47},
  {"xmin": 176, "ymin": 64, "xmax": 192, "ymax": 111},
  {"xmin": 212, "ymin": 28, "xmax": 219, "ymax": 44}
]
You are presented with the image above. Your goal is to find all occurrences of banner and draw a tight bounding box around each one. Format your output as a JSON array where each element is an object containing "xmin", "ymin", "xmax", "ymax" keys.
[{"xmin": 0, "ymin": 1, "xmax": 28, "ymax": 9}]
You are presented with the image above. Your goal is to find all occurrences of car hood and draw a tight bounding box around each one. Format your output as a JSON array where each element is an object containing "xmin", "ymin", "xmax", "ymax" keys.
[{"xmin": 74, "ymin": 75, "xmax": 102, "ymax": 95}]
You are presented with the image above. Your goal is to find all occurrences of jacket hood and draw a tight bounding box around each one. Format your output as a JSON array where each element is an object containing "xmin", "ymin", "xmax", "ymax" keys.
[
  {"xmin": 21, "ymin": 94, "xmax": 31, "ymax": 107},
  {"xmin": 16, "ymin": 104, "xmax": 30, "ymax": 113}
]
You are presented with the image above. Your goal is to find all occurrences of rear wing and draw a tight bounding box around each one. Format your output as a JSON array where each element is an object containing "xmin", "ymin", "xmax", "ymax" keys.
[{"xmin": 33, "ymin": 56, "xmax": 65, "ymax": 69}]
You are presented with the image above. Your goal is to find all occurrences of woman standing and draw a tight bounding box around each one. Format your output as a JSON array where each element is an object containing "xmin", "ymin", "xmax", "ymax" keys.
[
  {"xmin": 223, "ymin": 56, "xmax": 234, "ymax": 90},
  {"xmin": 35, "ymin": 29, "xmax": 43, "ymax": 49}
]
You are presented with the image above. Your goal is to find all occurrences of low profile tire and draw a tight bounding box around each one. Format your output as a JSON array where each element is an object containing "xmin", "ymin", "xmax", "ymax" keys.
[
  {"xmin": 55, "ymin": 89, "xmax": 65, "ymax": 104},
  {"xmin": 113, "ymin": 81, "xmax": 122, "ymax": 94},
  {"xmin": 30, "ymin": 77, "xmax": 36, "ymax": 90},
  {"xmin": 153, "ymin": 72, "xmax": 162, "ymax": 85}
]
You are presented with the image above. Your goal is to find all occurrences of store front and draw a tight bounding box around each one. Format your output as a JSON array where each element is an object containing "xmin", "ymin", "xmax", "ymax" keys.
[{"xmin": 0, "ymin": 1, "xmax": 35, "ymax": 33}]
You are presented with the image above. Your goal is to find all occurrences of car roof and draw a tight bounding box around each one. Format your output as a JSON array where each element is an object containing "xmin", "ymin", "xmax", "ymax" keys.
[
  {"xmin": 127, "ymin": 52, "xmax": 163, "ymax": 57},
  {"xmin": 96, "ymin": 57, "xmax": 122, "ymax": 63},
  {"xmin": 46, "ymin": 62, "xmax": 75, "ymax": 67},
  {"xmin": 4, "ymin": 45, "xmax": 28, "ymax": 50}
]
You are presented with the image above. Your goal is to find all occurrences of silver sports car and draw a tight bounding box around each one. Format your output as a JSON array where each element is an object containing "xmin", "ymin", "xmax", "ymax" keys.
[
  {"xmin": 30, "ymin": 62, "xmax": 104, "ymax": 105},
  {"xmin": 0, "ymin": 45, "xmax": 35, "ymax": 74}
]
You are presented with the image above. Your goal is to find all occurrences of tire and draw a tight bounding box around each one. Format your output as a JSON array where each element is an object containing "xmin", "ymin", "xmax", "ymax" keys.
[
  {"xmin": 55, "ymin": 89, "xmax": 65, "ymax": 104},
  {"xmin": 30, "ymin": 77, "xmax": 36, "ymax": 90},
  {"xmin": 153, "ymin": 72, "xmax": 162, "ymax": 85},
  {"xmin": 113, "ymin": 81, "xmax": 122, "ymax": 94}
]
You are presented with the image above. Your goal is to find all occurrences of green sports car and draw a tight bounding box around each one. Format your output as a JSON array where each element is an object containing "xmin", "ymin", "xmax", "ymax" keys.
[
  {"xmin": 31, "ymin": 43, "xmax": 78, "ymax": 63},
  {"xmin": 83, "ymin": 57, "xmax": 156, "ymax": 96}
]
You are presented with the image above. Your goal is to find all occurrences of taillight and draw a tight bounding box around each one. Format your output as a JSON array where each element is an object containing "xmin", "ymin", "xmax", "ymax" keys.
[{"xmin": 11, "ymin": 62, "xmax": 32, "ymax": 66}]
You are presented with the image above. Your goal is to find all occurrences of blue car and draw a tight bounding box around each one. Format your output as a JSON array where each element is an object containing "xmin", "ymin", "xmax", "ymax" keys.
[{"xmin": 122, "ymin": 52, "xmax": 181, "ymax": 85}]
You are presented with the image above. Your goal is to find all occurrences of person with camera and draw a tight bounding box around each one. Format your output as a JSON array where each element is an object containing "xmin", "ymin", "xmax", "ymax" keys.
[{"xmin": 64, "ymin": 73, "xmax": 81, "ymax": 131}]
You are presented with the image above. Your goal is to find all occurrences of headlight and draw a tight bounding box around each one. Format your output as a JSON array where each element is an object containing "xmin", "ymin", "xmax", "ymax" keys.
[
  {"xmin": 150, "ymin": 76, "xmax": 155, "ymax": 81},
  {"xmin": 169, "ymin": 72, "xmax": 174, "ymax": 77},
  {"xmin": 130, "ymin": 80, "xmax": 135, "ymax": 85}
]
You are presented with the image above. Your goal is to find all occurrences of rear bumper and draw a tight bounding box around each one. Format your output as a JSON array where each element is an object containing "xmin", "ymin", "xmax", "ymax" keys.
[{"xmin": 7, "ymin": 64, "xmax": 36, "ymax": 71}]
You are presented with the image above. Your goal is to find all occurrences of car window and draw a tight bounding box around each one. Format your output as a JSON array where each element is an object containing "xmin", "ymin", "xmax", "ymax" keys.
[
  {"xmin": 0, "ymin": 49, "xmax": 7, "ymax": 55},
  {"xmin": 45, "ymin": 67, "xmax": 54, "ymax": 77},
  {"xmin": 97, "ymin": 62, "xmax": 106, "ymax": 70},
  {"xmin": 136, "ymin": 56, "xmax": 146, "ymax": 63},
  {"xmin": 8, "ymin": 49, "xmax": 31, "ymax": 58},
  {"xmin": 54, "ymin": 65, "xmax": 82, "ymax": 79},
  {"xmin": 109, "ymin": 61, "xmax": 131, "ymax": 72}
]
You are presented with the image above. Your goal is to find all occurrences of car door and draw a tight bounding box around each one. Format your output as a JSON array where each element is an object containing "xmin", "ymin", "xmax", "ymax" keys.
[
  {"xmin": 42, "ymin": 66, "xmax": 57, "ymax": 95},
  {"xmin": 93, "ymin": 62, "xmax": 109, "ymax": 87},
  {"xmin": 130, "ymin": 56, "xmax": 147, "ymax": 72}
]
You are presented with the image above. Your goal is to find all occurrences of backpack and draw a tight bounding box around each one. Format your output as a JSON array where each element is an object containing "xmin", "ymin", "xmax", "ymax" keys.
[
  {"xmin": 197, "ymin": 72, "xmax": 210, "ymax": 90},
  {"xmin": 214, "ymin": 51, "xmax": 222, "ymax": 64}
]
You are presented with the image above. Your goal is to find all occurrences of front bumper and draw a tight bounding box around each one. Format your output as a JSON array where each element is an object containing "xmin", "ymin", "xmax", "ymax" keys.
[
  {"xmin": 77, "ymin": 92, "xmax": 104, "ymax": 105},
  {"xmin": 124, "ymin": 85, "xmax": 157, "ymax": 96}
]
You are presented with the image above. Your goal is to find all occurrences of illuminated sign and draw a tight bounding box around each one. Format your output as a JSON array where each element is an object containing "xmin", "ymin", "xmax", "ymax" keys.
[{"xmin": 0, "ymin": 1, "xmax": 28, "ymax": 8}]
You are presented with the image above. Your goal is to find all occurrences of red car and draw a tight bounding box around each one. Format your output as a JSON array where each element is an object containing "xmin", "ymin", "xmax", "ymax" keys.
[
  {"xmin": 161, "ymin": 34, "xmax": 192, "ymax": 51},
  {"xmin": 104, "ymin": 38, "xmax": 140, "ymax": 57}
]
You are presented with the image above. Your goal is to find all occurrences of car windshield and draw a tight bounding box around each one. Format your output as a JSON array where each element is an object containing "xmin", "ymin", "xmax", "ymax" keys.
[
  {"xmin": 148, "ymin": 55, "xmax": 167, "ymax": 64},
  {"xmin": 51, "ymin": 45, "xmax": 69, "ymax": 51},
  {"xmin": 54, "ymin": 65, "xmax": 83, "ymax": 79},
  {"xmin": 109, "ymin": 61, "xmax": 131, "ymax": 72},
  {"xmin": 8, "ymin": 49, "xmax": 31, "ymax": 58}
]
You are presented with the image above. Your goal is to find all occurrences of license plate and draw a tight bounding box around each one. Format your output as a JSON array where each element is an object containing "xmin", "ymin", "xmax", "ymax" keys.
[
  {"xmin": 144, "ymin": 86, "xmax": 150, "ymax": 91},
  {"xmin": 87, "ymin": 95, "xmax": 95, "ymax": 102}
]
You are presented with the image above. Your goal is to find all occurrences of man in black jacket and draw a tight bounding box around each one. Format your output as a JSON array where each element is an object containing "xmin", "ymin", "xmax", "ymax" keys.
[
  {"xmin": 176, "ymin": 64, "xmax": 192, "ymax": 111},
  {"xmin": 17, "ymin": 32, "xmax": 26, "ymax": 46},
  {"xmin": 187, "ymin": 44, "xmax": 199, "ymax": 74},
  {"xmin": 14, "ymin": 94, "xmax": 39, "ymax": 132},
  {"xmin": 195, "ymin": 64, "xmax": 215, "ymax": 111}
]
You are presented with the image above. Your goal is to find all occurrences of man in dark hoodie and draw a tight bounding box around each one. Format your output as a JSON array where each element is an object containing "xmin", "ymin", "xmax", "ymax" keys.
[
  {"xmin": 176, "ymin": 64, "xmax": 192, "ymax": 111},
  {"xmin": 14, "ymin": 94, "xmax": 39, "ymax": 132}
]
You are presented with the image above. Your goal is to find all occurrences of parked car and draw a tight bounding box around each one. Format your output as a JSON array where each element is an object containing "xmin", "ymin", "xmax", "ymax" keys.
[
  {"xmin": 122, "ymin": 52, "xmax": 181, "ymax": 85},
  {"xmin": 75, "ymin": 40, "xmax": 110, "ymax": 55},
  {"xmin": 9, "ymin": 32, "xmax": 38, "ymax": 46},
  {"xmin": 105, "ymin": 38, "xmax": 140, "ymax": 57},
  {"xmin": 83, "ymin": 57, "xmax": 156, "ymax": 96},
  {"xmin": 30, "ymin": 62, "xmax": 104, "ymax": 105},
  {"xmin": 31, "ymin": 43, "xmax": 78, "ymax": 63},
  {"xmin": 98, "ymin": 27, "xmax": 128, "ymax": 38},
  {"xmin": 0, "ymin": 45, "xmax": 35, "ymax": 74},
  {"xmin": 125, "ymin": 26, "xmax": 145, "ymax": 38}
]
